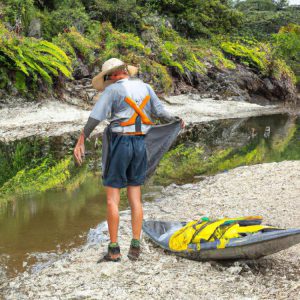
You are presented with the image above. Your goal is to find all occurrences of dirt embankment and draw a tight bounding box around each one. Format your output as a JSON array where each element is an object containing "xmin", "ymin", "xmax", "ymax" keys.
[{"xmin": 1, "ymin": 161, "xmax": 299, "ymax": 299}]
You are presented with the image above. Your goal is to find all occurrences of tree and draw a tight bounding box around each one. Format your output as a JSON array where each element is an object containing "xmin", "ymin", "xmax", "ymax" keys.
[
  {"xmin": 272, "ymin": 24, "xmax": 300, "ymax": 83},
  {"xmin": 138, "ymin": 0, "xmax": 243, "ymax": 37},
  {"xmin": 235, "ymin": 0, "xmax": 277, "ymax": 11},
  {"xmin": 273, "ymin": 0, "xmax": 289, "ymax": 10},
  {"xmin": 83, "ymin": 0, "xmax": 140, "ymax": 33}
]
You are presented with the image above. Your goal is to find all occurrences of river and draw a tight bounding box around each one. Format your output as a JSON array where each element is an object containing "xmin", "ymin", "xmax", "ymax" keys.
[{"xmin": 0, "ymin": 112, "xmax": 299, "ymax": 278}]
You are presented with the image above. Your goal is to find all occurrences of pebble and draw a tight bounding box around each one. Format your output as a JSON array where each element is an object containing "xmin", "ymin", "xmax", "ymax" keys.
[{"xmin": 2, "ymin": 161, "xmax": 300, "ymax": 300}]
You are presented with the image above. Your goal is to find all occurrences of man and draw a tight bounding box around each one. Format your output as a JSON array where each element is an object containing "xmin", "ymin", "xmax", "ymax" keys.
[{"xmin": 74, "ymin": 58, "xmax": 183, "ymax": 262}]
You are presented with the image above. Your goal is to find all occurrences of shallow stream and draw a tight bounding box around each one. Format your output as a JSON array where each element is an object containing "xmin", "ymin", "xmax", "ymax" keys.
[{"xmin": 0, "ymin": 113, "xmax": 299, "ymax": 277}]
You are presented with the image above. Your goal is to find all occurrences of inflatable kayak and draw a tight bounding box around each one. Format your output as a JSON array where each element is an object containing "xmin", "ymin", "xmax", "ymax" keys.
[{"xmin": 142, "ymin": 216, "xmax": 300, "ymax": 260}]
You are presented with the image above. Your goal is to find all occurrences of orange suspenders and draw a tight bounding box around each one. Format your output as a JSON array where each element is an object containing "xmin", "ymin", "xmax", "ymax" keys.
[{"xmin": 120, "ymin": 95, "xmax": 154, "ymax": 131}]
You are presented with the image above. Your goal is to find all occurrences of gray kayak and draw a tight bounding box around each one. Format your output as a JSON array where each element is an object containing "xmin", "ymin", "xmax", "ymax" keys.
[{"xmin": 142, "ymin": 220, "xmax": 300, "ymax": 260}]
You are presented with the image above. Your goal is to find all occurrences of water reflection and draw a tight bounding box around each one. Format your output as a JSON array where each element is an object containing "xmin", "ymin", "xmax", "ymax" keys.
[
  {"xmin": 0, "ymin": 173, "xmax": 108, "ymax": 276},
  {"xmin": 0, "ymin": 113, "xmax": 299, "ymax": 277}
]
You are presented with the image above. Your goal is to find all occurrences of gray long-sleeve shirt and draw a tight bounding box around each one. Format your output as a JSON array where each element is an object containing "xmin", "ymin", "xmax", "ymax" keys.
[{"xmin": 83, "ymin": 78, "xmax": 176, "ymax": 138}]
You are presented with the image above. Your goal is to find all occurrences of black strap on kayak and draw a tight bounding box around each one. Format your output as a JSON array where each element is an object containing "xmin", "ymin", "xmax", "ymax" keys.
[{"xmin": 189, "ymin": 221, "xmax": 212, "ymax": 244}]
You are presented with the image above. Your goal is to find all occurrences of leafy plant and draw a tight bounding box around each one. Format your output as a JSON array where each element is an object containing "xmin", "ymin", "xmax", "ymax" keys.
[
  {"xmin": 52, "ymin": 26, "xmax": 99, "ymax": 66},
  {"xmin": 0, "ymin": 155, "xmax": 75, "ymax": 196},
  {"xmin": 272, "ymin": 24, "xmax": 300, "ymax": 82},
  {"xmin": 221, "ymin": 41, "xmax": 270, "ymax": 73},
  {"xmin": 139, "ymin": 0, "xmax": 243, "ymax": 37},
  {"xmin": 2, "ymin": 0, "xmax": 36, "ymax": 34},
  {"xmin": 0, "ymin": 22, "xmax": 72, "ymax": 92},
  {"xmin": 47, "ymin": 1, "xmax": 90, "ymax": 37}
]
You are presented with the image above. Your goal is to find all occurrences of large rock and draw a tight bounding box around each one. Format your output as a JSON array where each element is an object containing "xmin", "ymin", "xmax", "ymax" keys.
[
  {"xmin": 73, "ymin": 58, "xmax": 90, "ymax": 79},
  {"xmin": 172, "ymin": 63, "xmax": 298, "ymax": 105}
]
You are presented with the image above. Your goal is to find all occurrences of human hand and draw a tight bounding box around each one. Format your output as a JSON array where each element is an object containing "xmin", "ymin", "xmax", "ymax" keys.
[
  {"xmin": 180, "ymin": 118, "xmax": 185, "ymax": 129},
  {"xmin": 174, "ymin": 116, "xmax": 185, "ymax": 128},
  {"xmin": 74, "ymin": 132, "xmax": 85, "ymax": 166}
]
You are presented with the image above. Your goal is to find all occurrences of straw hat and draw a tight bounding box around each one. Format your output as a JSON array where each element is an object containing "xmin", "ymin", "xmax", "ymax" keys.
[{"xmin": 92, "ymin": 58, "xmax": 139, "ymax": 91}]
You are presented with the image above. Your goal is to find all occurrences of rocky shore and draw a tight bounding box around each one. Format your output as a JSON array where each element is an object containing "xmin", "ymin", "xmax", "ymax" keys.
[
  {"xmin": 0, "ymin": 94, "xmax": 289, "ymax": 142},
  {"xmin": 1, "ymin": 161, "xmax": 299, "ymax": 299}
]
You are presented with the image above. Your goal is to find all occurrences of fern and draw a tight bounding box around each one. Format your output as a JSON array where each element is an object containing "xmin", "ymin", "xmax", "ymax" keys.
[
  {"xmin": 15, "ymin": 71, "xmax": 26, "ymax": 91},
  {"xmin": 0, "ymin": 21, "xmax": 73, "ymax": 92}
]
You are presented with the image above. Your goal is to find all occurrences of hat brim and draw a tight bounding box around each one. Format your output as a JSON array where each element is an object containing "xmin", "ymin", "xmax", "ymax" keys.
[{"xmin": 92, "ymin": 64, "xmax": 139, "ymax": 91}]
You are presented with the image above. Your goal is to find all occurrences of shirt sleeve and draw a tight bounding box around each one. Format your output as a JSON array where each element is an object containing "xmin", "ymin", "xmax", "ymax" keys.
[
  {"xmin": 83, "ymin": 88, "xmax": 113, "ymax": 139},
  {"xmin": 146, "ymin": 83, "xmax": 177, "ymax": 123}
]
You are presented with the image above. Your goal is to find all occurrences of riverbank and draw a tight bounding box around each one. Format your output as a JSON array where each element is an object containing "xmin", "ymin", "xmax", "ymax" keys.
[
  {"xmin": 1, "ymin": 161, "xmax": 299, "ymax": 299},
  {"xmin": 0, "ymin": 94, "xmax": 291, "ymax": 142}
]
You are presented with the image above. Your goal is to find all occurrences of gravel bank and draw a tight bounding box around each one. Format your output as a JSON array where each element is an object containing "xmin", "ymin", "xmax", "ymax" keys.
[
  {"xmin": 1, "ymin": 161, "xmax": 299, "ymax": 299},
  {"xmin": 0, "ymin": 95, "xmax": 286, "ymax": 142}
]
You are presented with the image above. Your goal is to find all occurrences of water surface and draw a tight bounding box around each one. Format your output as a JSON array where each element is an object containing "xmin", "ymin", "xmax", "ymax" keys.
[{"xmin": 0, "ymin": 113, "xmax": 299, "ymax": 277}]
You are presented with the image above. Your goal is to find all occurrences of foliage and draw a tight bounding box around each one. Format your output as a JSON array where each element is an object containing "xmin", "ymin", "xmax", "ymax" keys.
[
  {"xmin": 142, "ymin": 60, "xmax": 173, "ymax": 93},
  {"xmin": 154, "ymin": 144, "xmax": 232, "ymax": 185},
  {"xmin": 0, "ymin": 22, "xmax": 72, "ymax": 93},
  {"xmin": 46, "ymin": 1, "xmax": 90, "ymax": 37},
  {"xmin": 0, "ymin": 133, "xmax": 103, "ymax": 200},
  {"xmin": 154, "ymin": 117, "xmax": 299, "ymax": 185},
  {"xmin": 221, "ymin": 39, "xmax": 296, "ymax": 83},
  {"xmin": 2, "ymin": 0, "xmax": 36, "ymax": 34},
  {"xmin": 52, "ymin": 27, "xmax": 99, "ymax": 67},
  {"xmin": 0, "ymin": 138, "xmax": 47, "ymax": 187},
  {"xmin": 234, "ymin": 4, "xmax": 300, "ymax": 40},
  {"xmin": 272, "ymin": 24, "xmax": 300, "ymax": 82},
  {"xmin": 88, "ymin": 22, "xmax": 149, "ymax": 59},
  {"xmin": 221, "ymin": 41, "xmax": 270, "ymax": 74},
  {"xmin": 140, "ymin": 0, "xmax": 243, "ymax": 37},
  {"xmin": 0, "ymin": 155, "xmax": 77, "ymax": 196},
  {"xmin": 0, "ymin": 0, "xmax": 298, "ymax": 96},
  {"xmin": 1, "ymin": 142, "xmax": 27, "ymax": 187},
  {"xmin": 270, "ymin": 58, "xmax": 296, "ymax": 84},
  {"xmin": 235, "ymin": 0, "xmax": 277, "ymax": 12},
  {"xmin": 84, "ymin": 0, "xmax": 140, "ymax": 34}
]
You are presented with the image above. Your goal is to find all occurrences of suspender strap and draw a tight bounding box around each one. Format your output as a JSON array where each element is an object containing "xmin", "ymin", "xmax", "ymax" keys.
[{"xmin": 120, "ymin": 95, "xmax": 153, "ymax": 126}]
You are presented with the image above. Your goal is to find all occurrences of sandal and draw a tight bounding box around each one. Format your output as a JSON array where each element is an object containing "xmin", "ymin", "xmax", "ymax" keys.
[{"xmin": 97, "ymin": 243, "xmax": 121, "ymax": 263}]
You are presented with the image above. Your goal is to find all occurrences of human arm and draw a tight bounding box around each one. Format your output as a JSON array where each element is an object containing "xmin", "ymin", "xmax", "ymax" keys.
[
  {"xmin": 73, "ymin": 89, "xmax": 113, "ymax": 166},
  {"xmin": 146, "ymin": 83, "xmax": 185, "ymax": 127}
]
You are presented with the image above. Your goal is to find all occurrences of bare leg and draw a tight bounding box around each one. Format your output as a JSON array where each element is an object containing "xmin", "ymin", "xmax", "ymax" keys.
[
  {"xmin": 127, "ymin": 186, "xmax": 143, "ymax": 240},
  {"xmin": 106, "ymin": 187, "xmax": 120, "ymax": 243}
]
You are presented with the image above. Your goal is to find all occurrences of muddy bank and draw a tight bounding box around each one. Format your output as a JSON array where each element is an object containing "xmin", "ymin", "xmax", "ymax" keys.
[
  {"xmin": 1, "ymin": 161, "xmax": 299, "ymax": 299},
  {"xmin": 0, "ymin": 94, "xmax": 289, "ymax": 142}
]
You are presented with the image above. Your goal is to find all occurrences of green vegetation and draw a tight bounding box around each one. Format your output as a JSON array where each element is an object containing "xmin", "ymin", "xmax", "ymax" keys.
[
  {"xmin": 221, "ymin": 39, "xmax": 295, "ymax": 83},
  {"xmin": 0, "ymin": 138, "xmax": 42, "ymax": 187},
  {"xmin": 272, "ymin": 24, "xmax": 300, "ymax": 83},
  {"xmin": 0, "ymin": 22, "xmax": 72, "ymax": 95},
  {"xmin": 140, "ymin": 0, "xmax": 243, "ymax": 37},
  {"xmin": 0, "ymin": 135, "xmax": 101, "ymax": 202},
  {"xmin": 234, "ymin": 0, "xmax": 299, "ymax": 39},
  {"xmin": 154, "ymin": 117, "xmax": 300, "ymax": 185},
  {"xmin": 0, "ymin": 156, "xmax": 75, "ymax": 196},
  {"xmin": 221, "ymin": 41, "xmax": 270, "ymax": 73},
  {"xmin": 52, "ymin": 27, "xmax": 99, "ymax": 69},
  {"xmin": 154, "ymin": 144, "xmax": 232, "ymax": 185},
  {"xmin": 0, "ymin": 0, "xmax": 298, "ymax": 96}
]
